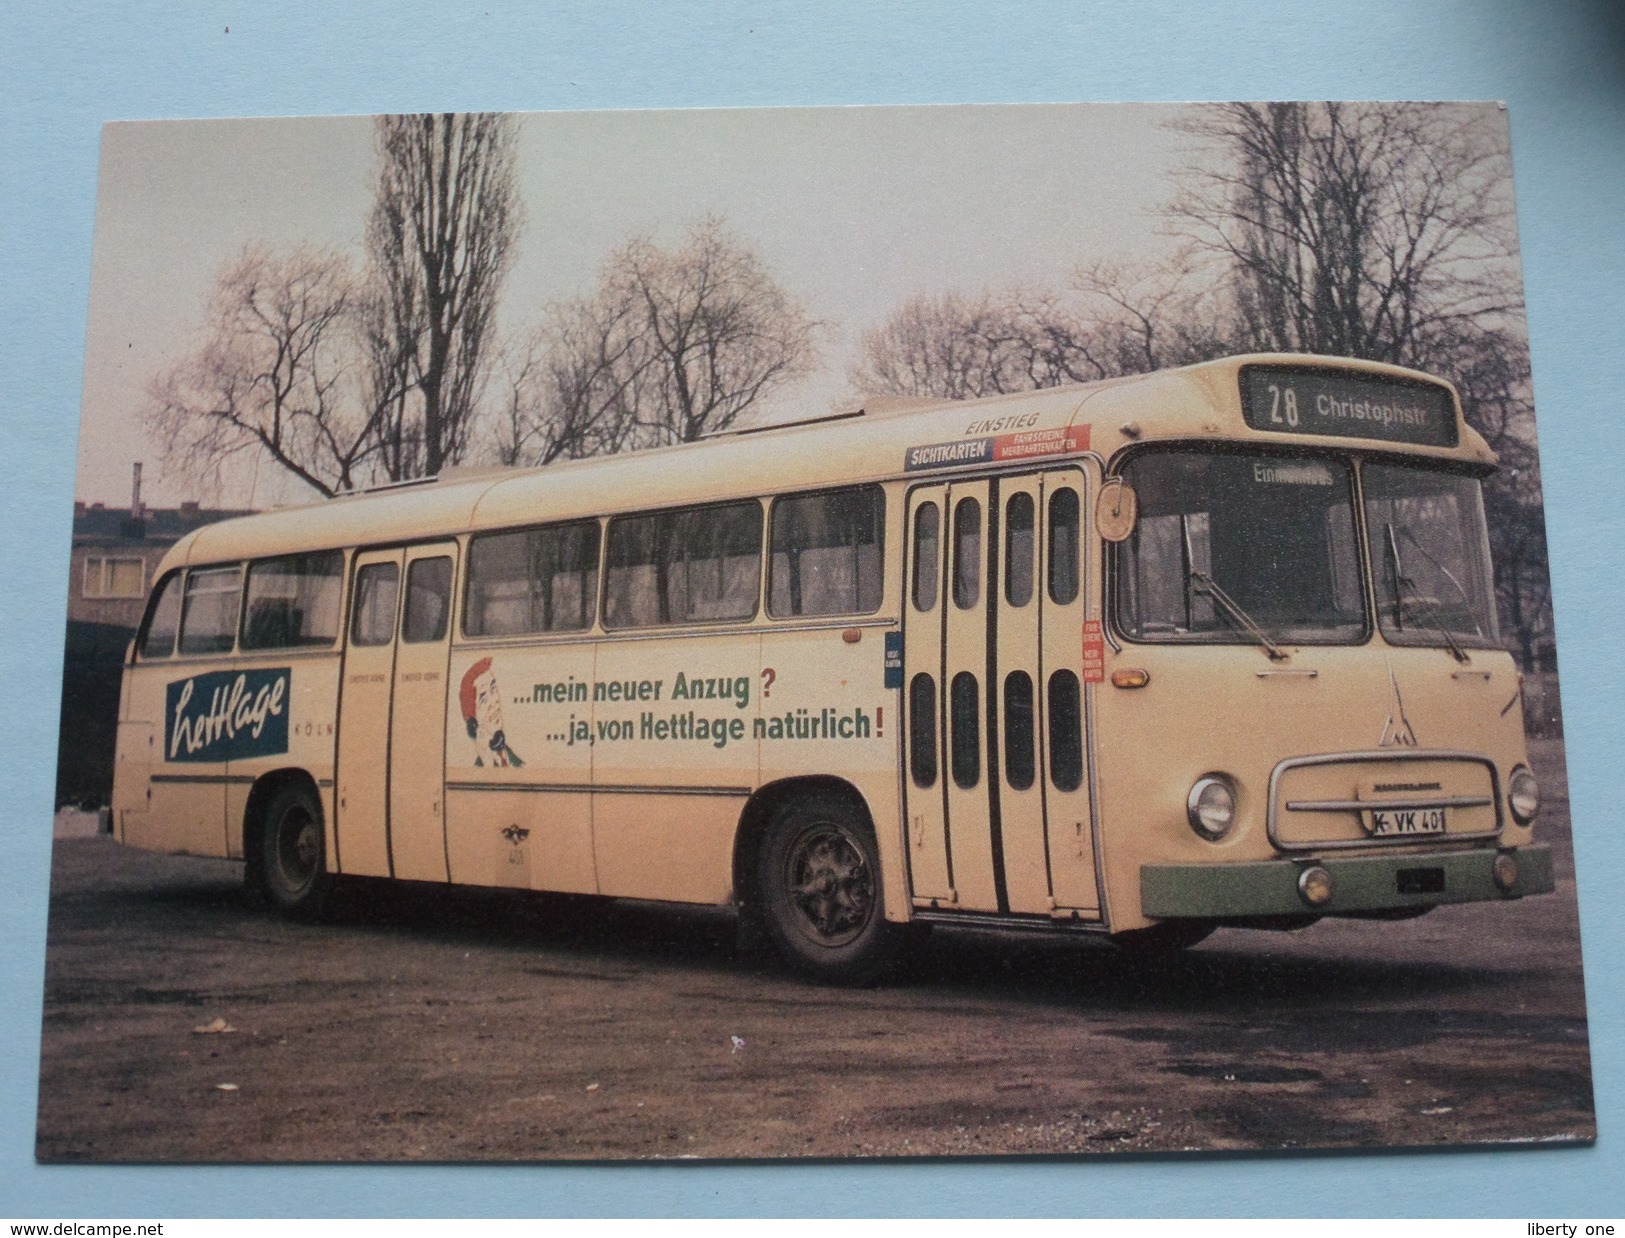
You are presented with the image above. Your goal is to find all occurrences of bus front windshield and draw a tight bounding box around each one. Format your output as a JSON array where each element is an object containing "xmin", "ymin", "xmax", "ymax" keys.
[
  {"xmin": 1117, "ymin": 449, "xmax": 1365, "ymax": 646},
  {"xmin": 1116, "ymin": 448, "xmax": 1499, "ymax": 652},
  {"xmin": 1363, "ymin": 461, "xmax": 1499, "ymax": 649}
]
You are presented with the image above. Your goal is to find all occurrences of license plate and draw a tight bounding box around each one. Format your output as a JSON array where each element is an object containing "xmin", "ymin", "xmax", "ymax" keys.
[{"xmin": 1368, "ymin": 807, "xmax": 1447, "ymax": 836}]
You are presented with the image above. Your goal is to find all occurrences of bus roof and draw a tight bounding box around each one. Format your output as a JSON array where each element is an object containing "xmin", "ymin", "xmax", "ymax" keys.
[{"xmin": 168, "ymin": 353, "xmax": 1494, "ymax": 570}]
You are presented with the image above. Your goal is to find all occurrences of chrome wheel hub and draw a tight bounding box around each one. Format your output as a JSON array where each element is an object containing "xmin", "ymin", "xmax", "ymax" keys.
[{"xmin": 786, "ymin": 825, "xmax": 873, "ymax": 946}]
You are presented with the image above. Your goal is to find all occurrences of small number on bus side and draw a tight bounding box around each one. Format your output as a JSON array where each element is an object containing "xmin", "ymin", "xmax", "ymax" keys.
[{"xmin": 1268, "ymin": 384, "xmax": 1300, "ymax": 427}]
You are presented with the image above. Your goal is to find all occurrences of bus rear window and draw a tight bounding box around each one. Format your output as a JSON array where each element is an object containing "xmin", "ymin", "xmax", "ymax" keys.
[
  {"xmin": 139, "ymin": 572, "xmax": 183, "ymax": 658},
  {"xmin": 466, "ymin": 521, "xmax": 599, "ymax": 637},
  {"xmin": 604, "ymin": 501, "xmax": 763, "ymax": 628},
  {"xmin": 179, "ymin": 566, "xmax": 243, "ymax": 656},
  {"xmin": 768, "ymin": 485, "xmax": 883, "ymax": 618},
  {"xmin": 241, "ymin": 552, "xmax": 343, "ymax": 649}
]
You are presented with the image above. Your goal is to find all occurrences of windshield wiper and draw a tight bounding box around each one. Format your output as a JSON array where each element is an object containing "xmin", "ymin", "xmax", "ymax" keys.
[
  {"xmin": 1384, "ymin": 523, "xmax": 1469, "ymax": 663},
  {"xmin": 1189, "ymin": 570, "xmax": 1289, "ymax": 661},
  {"xmin": 1399, "ymin": 525, "xmax": 1482, "ymax": 630}
]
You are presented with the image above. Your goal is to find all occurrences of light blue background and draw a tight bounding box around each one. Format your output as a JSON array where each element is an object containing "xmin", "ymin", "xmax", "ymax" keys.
[{"xmin": 3, "ymin": 0, "xmax": 1621, "ymax": 1217}]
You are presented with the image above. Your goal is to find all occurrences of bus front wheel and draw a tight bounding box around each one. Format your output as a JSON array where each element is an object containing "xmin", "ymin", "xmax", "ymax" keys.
[
  {"xmin": 757, "ymin": 794, "xmax": 898, "ymax": 985},
  {"xmin": 260, "ymin": 783, "xmax": 332, "ymax": 919}
]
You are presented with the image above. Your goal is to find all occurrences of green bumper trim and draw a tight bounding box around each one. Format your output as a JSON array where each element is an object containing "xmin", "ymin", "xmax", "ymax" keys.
[{"xmin": 1141, "ymin": 845, "xmax": 1553, "ymax": 920}]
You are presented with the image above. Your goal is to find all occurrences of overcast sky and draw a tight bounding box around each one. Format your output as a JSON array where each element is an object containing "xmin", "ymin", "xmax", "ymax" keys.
[{"xmin": 78, "ymin": 104, "xmax": 1216, "ymax": 507}]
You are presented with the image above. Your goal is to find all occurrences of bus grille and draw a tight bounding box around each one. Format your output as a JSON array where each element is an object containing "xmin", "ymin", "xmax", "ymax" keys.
[{"xmin": 1267, "ymin": 751, "xmax": 1501, "ymax": 851}]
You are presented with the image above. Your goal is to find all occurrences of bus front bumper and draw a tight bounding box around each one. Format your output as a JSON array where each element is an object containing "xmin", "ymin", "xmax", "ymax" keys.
[{"xmin": 1140, "ymin": 845, "xmax": 1553, "ymax": 921}]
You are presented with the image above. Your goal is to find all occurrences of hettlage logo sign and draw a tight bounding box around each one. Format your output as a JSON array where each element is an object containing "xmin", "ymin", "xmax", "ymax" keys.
[{"xmin": 165, "ymin": 668, "xmax": 291, "ymax": 763}]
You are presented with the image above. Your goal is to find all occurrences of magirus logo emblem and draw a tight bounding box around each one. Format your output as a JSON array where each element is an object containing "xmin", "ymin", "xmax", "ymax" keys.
[
  {"xmin": 1378, "ymin": 665, "xmax": 1418, "ymax": 748},
  {"xmin": 500, "ymin": 824, "xmax": 530, "ymax": 846}
]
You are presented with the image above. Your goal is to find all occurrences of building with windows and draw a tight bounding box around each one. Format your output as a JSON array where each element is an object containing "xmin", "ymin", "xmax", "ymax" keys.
[{"xmin": 67, "ymin": 500, "xmax": 254, "ymax": 629}]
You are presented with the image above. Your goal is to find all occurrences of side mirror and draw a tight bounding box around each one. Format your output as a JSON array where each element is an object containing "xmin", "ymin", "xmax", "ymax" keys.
[{"xmin": 1095, "ymin": 477, "xmax": 1138, "ymax": 543}]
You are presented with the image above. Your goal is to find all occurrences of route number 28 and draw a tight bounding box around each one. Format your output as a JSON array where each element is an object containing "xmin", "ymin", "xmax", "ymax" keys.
[{"xmin": 1267, "ymin": 384, "xmax": 1300, "ymax": 428}]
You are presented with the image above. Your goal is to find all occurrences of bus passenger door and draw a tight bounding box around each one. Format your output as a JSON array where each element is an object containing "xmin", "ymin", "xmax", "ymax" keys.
[
  {"xmin": 336, "ymin": 549, "xmax": 402, "ymax": 877},
  {"xmin": 992, "ymin": 469, "xmax": 1100, "ymax": 916},
  {"xmin": 902, "ymin": 480, "xmax": 1000, "ymax": 912},
  {"xmin": 389, "ymin": 544, "xmax": 457, "ymax": 882},
  {"xmin": 904, "ymin": 470, "xmax": 1099, "ymax": 919},
  {"xmin": 991, "ymin": 474, "xmax": 1051, "ymax": 915},
  {"xmin": 902, "ymin": 487, "xmax": 951, "ymax": 904},
  {"xmin": 1036, "ymin": 471, "xmax": 1098, "ymax": 914}
]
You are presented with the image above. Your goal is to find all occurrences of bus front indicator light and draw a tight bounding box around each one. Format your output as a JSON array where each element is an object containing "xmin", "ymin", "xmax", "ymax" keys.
[
  {"xmin": 1298, "ymin": 866, "xmax": 1333, "ymax": 907},
  {"xmin": 1493, "ymin": 852, "xmax": 1520, "ymax": 892},
  {"xmin": 1187, "ymin": 776, "xmax": 1236, "ymax": 840},
  {"xmin": 1508, "ymin": 765, "xmax": 1540, "ymax": 825}
]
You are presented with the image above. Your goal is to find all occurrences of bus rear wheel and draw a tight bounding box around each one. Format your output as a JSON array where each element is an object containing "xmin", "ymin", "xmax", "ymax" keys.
[
  {"xmin": 260, "ymin": 783, "xmax": 332, "ymax": 919},
  {"xmin": 757, "ymin": 793, "xmax": 898, "ymax": 985}
]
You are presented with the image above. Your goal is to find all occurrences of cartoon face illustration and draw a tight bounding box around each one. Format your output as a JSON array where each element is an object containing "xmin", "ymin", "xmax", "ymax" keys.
[{"xmin": 459, "ymin": 657, "xmax": 523, "ymax": 767}]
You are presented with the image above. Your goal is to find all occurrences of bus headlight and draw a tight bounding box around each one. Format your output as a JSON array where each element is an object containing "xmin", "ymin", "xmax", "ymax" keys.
[
  {"xmin": 1187, "ymin": 775, "xmax": 1237, "ymax": 840},
  {"xmin": 1508, "ymin": 765, "xmax": 1540, "ymax": 826}
]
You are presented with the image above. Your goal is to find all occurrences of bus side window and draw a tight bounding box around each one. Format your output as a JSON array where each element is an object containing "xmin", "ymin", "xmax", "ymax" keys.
[
  {"xmin": 403, "ymin": 556, "xmax": 453, "ymax": 643},
  {"xmin": 178, "ymin": 565, "xmax": 243, "ymax": 656},
  {"xmin": 1048, "ymin": 487, "xmax": 1080, "ymax": 606},
  {"xmin": 950, "ymin": 671, "xmax": 980, "ymax": 788},
  {"xmin": 911, "ymin": 502, "xmax": 940, "ymax": 612},
  {"xmin": 138, "ymin": 572, "xmax": 183, "ymax": 658},
  {"xmin": 953, "ymin": 498, "xmax": 982, "ymax": 609},
  {"xmin": 1047, "ymin": 670, "xmax": 1083, "ymax": 792},
  {"xmin": 1005, "ymin": 492, "xmax": 1035, "ymax": 607},
  {"xmin": 767, "ymin": 485, "xmax": 884, "ymax": 618},
  {"xmin": 465, "ymin": 521, "xmax": 599, "ymax": 636},
  {"xmin": 909, "ymin": 673, "xmax": 937, "ymax": 788},
  {"xmin": 242, "ymin": 551, "xmax": 343, "ymax": 649},
  {"xmin": 604, "ymin": 501, "xmax": 762, "ymax": 628},
  {"xmin": 351, "ymin": 564, "xmax": 400, "ymax": 647}
]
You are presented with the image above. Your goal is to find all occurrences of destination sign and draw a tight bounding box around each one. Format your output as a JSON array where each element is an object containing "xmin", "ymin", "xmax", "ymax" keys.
[
  {"xmin": 904, "ymin": 424, "xmax": 1090, "ymax": 472},
  {"xmin": 1240, "ymin": 367, "xmax": 1457, "ymax": 448}
]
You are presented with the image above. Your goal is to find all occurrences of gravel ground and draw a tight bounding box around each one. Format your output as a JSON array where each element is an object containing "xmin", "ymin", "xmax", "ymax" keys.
[{"xmin": 34, "ymin": 738, "xmax": 1592, "ymax": 1162}]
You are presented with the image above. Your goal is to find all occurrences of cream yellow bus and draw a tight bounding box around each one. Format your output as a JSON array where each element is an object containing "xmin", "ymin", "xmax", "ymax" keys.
[{"xmin": 110, "ymin": 353, "xmax": 1552, "ymax": 981}]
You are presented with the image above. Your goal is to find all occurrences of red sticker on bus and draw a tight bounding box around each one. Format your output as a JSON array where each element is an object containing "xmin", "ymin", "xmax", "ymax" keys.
[
  {"xmin": 1082, "ymin": 620, "xmax": 1105, "ymax": 683},
  {"xmin": 991, "ymin": 424, "xmax": 1089, "ymax": 462},
  {"xmin": 904, "ymin": 424, "xmax": 1090, "ymax": 472}
]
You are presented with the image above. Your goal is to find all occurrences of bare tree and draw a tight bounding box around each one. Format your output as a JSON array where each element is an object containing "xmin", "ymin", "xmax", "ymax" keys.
[
  {"xmin": 612, "ymin": 217, "xmax": 818, "ymax": 444},
  {"xmin": 1172, "ymin": 102, "xmax": 1518, "ymax": 363},
  {"xmin": 146, "ymin": 246, "xmax": 376, "ymax": 499},
  {"xmin": 850, "ymin": 290, "xmax": 1051, "ymax": 399},
  {"xmin": 494, "ymin": 312, "xmax": 643, "ymax": 467},
  {"xmin": 1069, "ymin": 261, "xmax": 1233, "ymax": 373},
  {"xmin": 506, "ymin": 218, "xmax": 817, "ymax": 461},
  {"xmin": 493, "ymin": 328, "xmax": 549, "ymax": 468},
  {"xmin": 357, "ymin": 263, "xmax": 420, "ymax": 483},
  {"xmin": 366, "ymin": 113, "xmax": 521, "ymax": 478},
  {"xmin": 1442, "ymin": 320, "xmax": 1551, "ymax": 670},
  {"xmin": 851, "ymin": 278, "xmax": 1224, "ymax": 403},
  {"xmin": 1171, "ymin": 102, "xmax": 1549, "ymax": 666}
]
